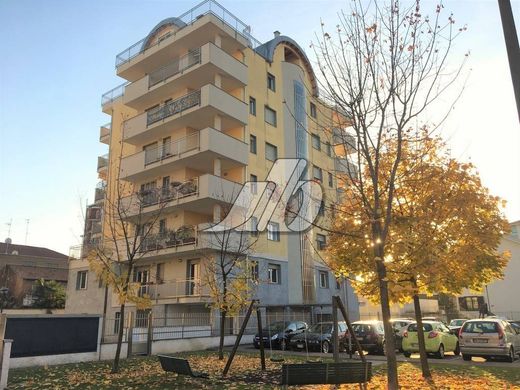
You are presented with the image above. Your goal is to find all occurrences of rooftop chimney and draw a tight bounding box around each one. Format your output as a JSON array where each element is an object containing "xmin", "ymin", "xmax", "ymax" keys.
[{"xmin": 274, "ymin": 30, "xmax": 281, "ymax": 38}]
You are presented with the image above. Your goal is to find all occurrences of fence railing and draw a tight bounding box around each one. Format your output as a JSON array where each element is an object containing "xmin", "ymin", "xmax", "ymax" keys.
[
  {"xmin": 149, "ymin": 48, "xmax": 201, "ymax": 87},
  {"xmin": 101, "ymin": 81, "xmax": 129, "ymax": 106},
  {"xmin": 147, "ymin": 90, "xmax": 201, "ymax": 126},
  {"xmin": 115, "ymin": 0, "xmax": 262, "ymax": 68},
  {"xmin": 143, "ymin": 132, "xmax": 199, "ymax": 166}
]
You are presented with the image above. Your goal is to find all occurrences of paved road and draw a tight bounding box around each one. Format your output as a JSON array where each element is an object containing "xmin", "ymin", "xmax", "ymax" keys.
[{"xmin": 236, "ymin": 344, "xmax": 520, "ymax": 368}]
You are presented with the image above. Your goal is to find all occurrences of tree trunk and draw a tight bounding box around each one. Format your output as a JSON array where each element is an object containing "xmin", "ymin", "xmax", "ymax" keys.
[
  {"xmin": 112, "ymin": 303, "xmax": 126, "ymax": 373},
  {"xmin": 218, "ymin": 309, "xmax": 227, "ymax": 360},
  {"xmin": 413, "ymin": 291, "xmax": 431, "ymax": 378}
]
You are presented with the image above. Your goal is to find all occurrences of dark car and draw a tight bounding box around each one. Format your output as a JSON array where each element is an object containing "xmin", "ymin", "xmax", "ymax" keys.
[
  {"xmin": 253, "ymin": 320, "xmax": 307, "ymax": 351},
  {"xmin": 344, "ymin": 321, "xmax": 385, "ymax": 355},
  {"xmin": 390, "ymin": 319, "xmax": 414, "ymax": 352},
  {"xmin": 289, "ymin": 321, "xmax": 347, "ymax": 353}
]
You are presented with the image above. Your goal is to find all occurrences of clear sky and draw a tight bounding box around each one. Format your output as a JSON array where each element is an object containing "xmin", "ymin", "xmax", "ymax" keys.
[{"xmin": 0, "ymin": 0, "xmax": 519, "ymax": 255}]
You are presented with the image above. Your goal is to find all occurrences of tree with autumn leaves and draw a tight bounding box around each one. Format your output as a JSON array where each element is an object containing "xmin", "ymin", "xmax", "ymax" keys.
[{"xmin": 327, "ymin": 129, "xmax": 510, "ymax": 378}]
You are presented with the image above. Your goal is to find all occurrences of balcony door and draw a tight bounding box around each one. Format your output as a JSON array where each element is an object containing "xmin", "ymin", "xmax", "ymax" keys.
[
  {"xmin": 187, "ymin": 260, "xmax": 200, "ymax": 296},
  {"xmin": 134, "ymin": 267, "xmax": 150, "ymax": 297}
]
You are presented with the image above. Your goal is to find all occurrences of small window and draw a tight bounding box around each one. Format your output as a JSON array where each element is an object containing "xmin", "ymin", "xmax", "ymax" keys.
[
  {"xmin": 267, "ymin": 73, "xmax": 276, "ymax": 91},
  {"xmin": 319, "ymin": 271, "xmax": 329, "ymax": 288},
  {"xmin": 268, "ymin": 263, "xmax": 281, "ymax": 283},
  {"xmin": 311, "ymin": 134, "xmax": 321, "ymax": 151},
  {"xmin": 267, "ymin": 222, "xmax": 280, "ymax": 241},
  {"xmin": 326, "ymin": 142, "xmax": 332, "ymax": 157},
  {"xmin": 76, "ymin": 271, "xmax": 88, "ymax": 290},
  {"xmin": 136, "ymin": 309, "xmax": 150, "ymax": 328},
  {"xmin": 250, "ymin": 135, "xmax": 257, "ymax": 154},
  {"xmin": 316, "ymin": 233, "xmax": 327, "ymax": 250},
  {"xmin": 265, "ymin": 142, "xmax": 278, "ymax": 162},
  {"xmin": 328, "ymin": 172, "xmax": 333, "ymax": 187},
  {"xmin": 310, "ymin": 102, "xmax": 317, "ymax": 118},
  {"xmin": 264, "ymin": 106, "xmax": 277, "ymax": 126},
  {"xmin": 313, "ymin": 165, "xmax": 323, "ymax": 182},
  {"xmin": 114, "ymin": 312, "xmax": 121, "ymax": 334},
  {"xmin": 250, "ymin": 174, "xmax": 258, "ymax": 194},
  {"xmin": 249, "ymin": 96, "xmax": 256, "ymax": 115},
  {"xmin": 250, "ymin": 216, "xmax": 259, "ymax": 237}
]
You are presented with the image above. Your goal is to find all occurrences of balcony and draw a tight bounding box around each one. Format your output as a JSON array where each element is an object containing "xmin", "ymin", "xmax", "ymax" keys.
[
  {"xmin": 122, "ymin": 174, "xmax": 243, "ymax": 217},
  {"xmin": 123, "ymin": 84, "xmax": 247, "ymax": 145},
  {"xmin": 123, "ymin": 43, "xmax": 247, "ymax": 111},
  {"xmin": 101, "ymin": 82, "xmax": 129, "ymax": 113},
  {"xmin": 94, "ymin": 181, "xmax": 106, "ymax": 203},
  {"xmin": 115, "ymin": 0, "xmax": 261, "ymax": 80},
  {"xmin": 97, "ymin": 153, "xmax": 109, "ymax": 174},
  {"xmin": 334, "ymin": 157, "xmax": 358, "ymax": 177},
  {"xmin": 137, "ymin": 279, "xmax": 209, "ymax": 303},
  {"xmin": 120, "ymin": 128, "xmax": 247, "ymax": 181},
  {"xmin": 100, "ymin": 123, "xmax": 111, "ymax": 144},
  {"xmin": 333, "ymin": 128, "xmax": 356, "ymax": 154}
]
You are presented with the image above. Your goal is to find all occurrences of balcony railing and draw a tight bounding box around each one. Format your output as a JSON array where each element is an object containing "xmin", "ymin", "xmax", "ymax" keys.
[
  {"xmin": 97, "ymin": 153, "xmax": 109, "ymax": 171},
  {"xmin": 149, "ymin": 48, "xmax": 202, "ymax": 88},
  {"xmin": 115, "ymin": 0, "xmax": 261, "ymax": 68},
  {"xmin": 143, "ymin": 132, "xmax": 199, "ymax": 166},
  {"xmin": 101, "ymin": 81, "xmax": 129, "ymax": 106},
  {"xmin": 147, "ymin": 90, "xmax": 201, "ymax": 126},
  {"xmin": 94, "ymin": 181, "xmax": 106, "ymax": 202},
  {"xmin": 139, "ymin": 177, "xmax": 199, "ymax": 208},
  {"xmin": 138, "ymin": 225, "xmax": 197, "ymax": 253},
  {"xmin": 136, "ymin": 279, "xmax": 206, "ymax": 299}
]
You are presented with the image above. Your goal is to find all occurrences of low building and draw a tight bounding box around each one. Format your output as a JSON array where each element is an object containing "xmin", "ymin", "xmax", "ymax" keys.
[{"xmin": 0, "ymin": 240, "xmax": 68, "ymax": 307}]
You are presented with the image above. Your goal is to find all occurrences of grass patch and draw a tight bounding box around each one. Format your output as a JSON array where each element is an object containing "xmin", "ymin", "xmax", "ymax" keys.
[{"xmin": 9, "ymin": 352, "xmax": 520, "ymax": 389}]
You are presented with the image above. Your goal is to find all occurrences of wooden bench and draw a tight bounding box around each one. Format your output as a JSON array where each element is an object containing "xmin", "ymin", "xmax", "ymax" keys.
[
  {"xmin": 281, "ymin": 362, "xmax": 372, "ymax": 385},
  {"xmin": 157, "ymin": 355, "xmax": 209, "ymax": 378}
]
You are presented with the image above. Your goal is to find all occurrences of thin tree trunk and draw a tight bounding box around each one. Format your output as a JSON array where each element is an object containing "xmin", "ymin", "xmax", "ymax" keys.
[
  {"xmin": 112, "ymin": 303, "xmax": 126, "ymax": 373},
  {"xmin": 219, "ymin": 309, "xmax": 227, "ymax": 360},
  {"xmin": 412, "ymin": 290, "xmax": 431, "ymax": 378}
]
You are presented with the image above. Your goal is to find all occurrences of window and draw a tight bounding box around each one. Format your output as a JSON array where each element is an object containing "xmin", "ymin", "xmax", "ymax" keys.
[
  {"xmin": 313, "ymin": 165, "xmax": 323, "ymax": 182},
  {"xmin": 249, "ymin": 96, "xmax": 256, "ymax": 115},
  {"xmin": 159, "ymin": 219, "xmax": 166, "ymax": 235},
  {"xmin": 319, "ymin": 270, "xmax": 329, "ymax": 288},
  {"xmin": 250, "ymin": 261, "xmax": 259, "ymax": 281},
  {"xmin": 316, "ymin": 200, "xmax": 325, "ymax": 216},
  {"xmin": 250, "ymin": 135, "xmax": 257, "ymax": 154},
  {"xmin": 328, "ymin": 172, "xmax": 334, "ymax": 187},
  {"xmin": 265, "ymin": 142, "xmax": 278, "ymax": 161},
  {"xmin": 462, "ymin": 321, "xmax": 499, "ymax": 334},
  {"xmin": 458, "ymin": 296, "xmax": 484, "ymax": 311},
  {"xmin": 250, "ymin": 174, "xmax": 258, "ymax": 194},
  {"xmin": 267, "ymin": 73, "xmax": 276, "ymax": 91},
  {"xmin": 310, "ymin": 102, "xmax": 317, "ymax": 118},
  {"xmin": 114, "ymin": 312, "xmax": 121, "ymax": 334},
  {"xmin": 311, "ymin": 134, "xmax": 321, "ymax": 151},
  {"xmin": 76, "ymin": 271, "xmax": 88, "ymax": 290},
  {"xmin": 316, "ymin": 234, "xmax": 327, "ymax": 250},
  {"xmin": 268, "ymin": 264, "xmax": 281, "ymax": 283},
  {"xmin": 250, "ymin": 216, "xmax": 259, "ymax": 237},
  {"xmin": 326, "ymin": 142, "xmax": 332, "ymax": 157},
  {"xmin": 267, "ymin": 222, "xmax": 280, "ymax": 241},
  {"xmin": 136, "ymin": 309, "xmax": 150, "ymax": 328},
  {"xmin": 264, "ymin": 106, "xmax": 277, "ymax": 126}
]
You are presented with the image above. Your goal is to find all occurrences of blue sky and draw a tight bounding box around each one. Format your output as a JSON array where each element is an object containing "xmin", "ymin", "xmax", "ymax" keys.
[{"xmin": 0, "ymin": 0, "xmax": 519, "ymax": 254}]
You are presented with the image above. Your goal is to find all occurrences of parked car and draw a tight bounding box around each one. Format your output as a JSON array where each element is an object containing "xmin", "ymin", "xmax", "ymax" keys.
[
  {"xmin": 509, "ymin": 320, "xmax": 520, "ymax": 334},
  {"xmin": 253, "ymin": 320, "xmax": 307, "ymax": 351},
  {"xmin": 459, "ymin": 319, "xmax": 520, "ymax": 362},
  {"xmin": 289, "ymin": 321, "xmax": 347, "ymax": 353},
  {"xmin": 344, "ymin": 320, "xmax": 386, "ymax": 355},
  {"xmin": 448, "ymin": 319, "xmax": 467, "ymax": 337},
  {"xmin": 401, "ymin": 321, "xmax": 459, "ymax": 359},
  {"xmin": 390, "ymin": 319, "xmax": 415, "ymax": 352}
]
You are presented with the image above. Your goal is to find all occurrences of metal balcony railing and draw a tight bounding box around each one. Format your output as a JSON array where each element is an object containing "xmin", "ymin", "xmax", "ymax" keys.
[
  {"xmin": 147, "ymin": 90, "xmax": 201, "ymax": 126},
  {"xmin": 97, "ymin": 153, "xmax": 109, "ymax": 171},
  {"xmin": 101, "ymin": 82, "xmax": 129, "ymax": 106},
  {"xmin": 149, "ymin": 48, "xmax": 202, "ymax": 88},
  {"xmin": 139, "ymin": 177, "xmax": 199, "ymax": 208},
  {"xmin": 138, "ymin": 225, "xmax": 197, "ymax": 253},
  {"xmin": 143, "ymin": 132, "xmax": 199, "ymax": 166},
  {"xmin": 115, "ymin": 0, "xmax": 261, "ymax": 68}
]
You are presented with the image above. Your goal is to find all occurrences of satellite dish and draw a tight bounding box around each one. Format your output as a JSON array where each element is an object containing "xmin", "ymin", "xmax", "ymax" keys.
[{"xmin": 4, "ymin": 238, "xmax": 12, "ymax": 244}]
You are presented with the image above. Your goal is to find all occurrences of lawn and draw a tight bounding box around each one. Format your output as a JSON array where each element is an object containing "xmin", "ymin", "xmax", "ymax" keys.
[{"xmin": 9, "ymin": 351, "xmax": 520, "ymax": 389}]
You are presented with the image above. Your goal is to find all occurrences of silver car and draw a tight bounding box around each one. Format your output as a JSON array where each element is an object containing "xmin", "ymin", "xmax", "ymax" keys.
[{"xmin": 459, "ymin": 318, "xmax": 520, "ymax": 362}]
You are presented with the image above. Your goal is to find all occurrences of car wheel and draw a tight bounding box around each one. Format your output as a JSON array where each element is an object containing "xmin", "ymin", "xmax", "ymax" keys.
[
  {"xmin": 462, "ymin": 354, "xmax": 472, "ymax": 361},
  {"xmin": 454, "ymin": 342, "xmax": 460, "ymax": 356},
  {"xmin": 403, "ymin": 351, "xmax": 411, "ymax": 358},
  {"xmin": 436, "ymin": 344, "xmax": 445, "ymax": 359},
  {"xmin": 322, "ymin": 340, "xmax": 330, "ymax": 354},
  {"xmin": 280, "ymin": 339, "xmax": 287, "ymax": 351},
  {"xmin": 507, "ymin": 347, "xmax": 515, "ymax": 363}
]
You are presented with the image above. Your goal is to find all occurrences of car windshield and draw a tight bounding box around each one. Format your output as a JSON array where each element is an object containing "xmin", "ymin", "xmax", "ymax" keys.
[
  {"xmin": 462, "ymin": 321, "xmax": 499, "ymax": 333},
  {"xmin": 450, "ymin": 319, "xmax": 465, "ymax": 327},
  {"xmin": 266, "ymin": 322, "xmax": 286, "ymax": 333},
  {"xmin": 408, "ymin": 323, "xmax": 433, "ymax": 332},
  {"xmin": 308, "ymin": 324, "xmax": 333, "ymax": 334}
]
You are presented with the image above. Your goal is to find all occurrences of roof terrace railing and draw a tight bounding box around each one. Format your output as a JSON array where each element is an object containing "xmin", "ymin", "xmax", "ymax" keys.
[
  {"xmin": 115, "ymin": 0, "xmax": 262, "ymax": 68},
  {"xmin": 101, "ymin": 81, "xmax": 130, "ymax": 106}
]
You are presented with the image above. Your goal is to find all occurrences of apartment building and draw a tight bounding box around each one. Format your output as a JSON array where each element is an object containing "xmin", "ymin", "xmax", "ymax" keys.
[{"xmin": 66, "ymin": 0, "xmax": 359, "ymax": 323}]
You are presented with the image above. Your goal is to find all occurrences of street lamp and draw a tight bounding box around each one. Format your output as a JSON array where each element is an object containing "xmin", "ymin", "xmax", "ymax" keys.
[{"xmin": 0, "ymin": 287, "xmax": 9, "ymax": 313}]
